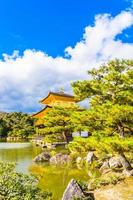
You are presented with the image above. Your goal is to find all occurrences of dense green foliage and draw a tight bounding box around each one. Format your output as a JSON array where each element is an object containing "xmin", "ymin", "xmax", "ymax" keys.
[
  {"xmin": 39, "ymin": 104, "xmax": 81, "ymax": 142},
  {"xmin": 0, "ymin": 112, "xmax": 35, "ymax": 139},
  {"xmin": 69, "ymin": 59, "xmax": 133, "ymax": 167},
  {"xmin": 69, "ymin": 136, "xmax": 133, "ymax": 157},
  {"xmin": 72, "ymin": 59, "xmax": 133, "ymax": 136},
  {"xmin": 0, "ymin": 162, "xmax": 51, "ymax": 200}
]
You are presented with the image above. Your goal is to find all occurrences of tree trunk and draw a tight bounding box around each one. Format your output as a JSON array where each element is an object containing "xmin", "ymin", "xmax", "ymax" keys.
[
  {"xmin": 62, "ymin": 131, "xmax": 72, "ymax": 143},
  {"xmin": 119, "ymin": 152, "xmax": 132, "ymax": 170},
  {"xmin": 62, "ymin": 131, "xmax": 66, "ymax": 142}
]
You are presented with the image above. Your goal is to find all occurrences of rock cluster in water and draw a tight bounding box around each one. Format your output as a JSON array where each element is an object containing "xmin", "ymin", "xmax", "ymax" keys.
[
  {"xmin": 50, "ymin": 153, "xmax": 69, "ymax": 165},
  {"xmin": 33, "ymin": 152, "xmax": 69, "ymax": 165},
  {"xmin": 33, "ymin": 152, "xmax": 51, "ymax": 162}
]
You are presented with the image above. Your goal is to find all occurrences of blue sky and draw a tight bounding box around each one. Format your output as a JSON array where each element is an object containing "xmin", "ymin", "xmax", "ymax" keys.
[
  {"xmin": 0, "ymin": 0, "xmax": 133, "ymax": 113},
  {"xmin": 0, "ymin": 0, "xmax": 132, "ymax": 57}
]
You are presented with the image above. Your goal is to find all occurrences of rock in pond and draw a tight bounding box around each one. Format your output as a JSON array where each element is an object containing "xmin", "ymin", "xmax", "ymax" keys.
[
  {"xmin": 50, "ymin": 153, "xmax": 69, "ymax": 165},
  {"xmin": 62, "ymin": 179, "xmax": 85, "ymax": 200},
  {"xmin": 33, "ymin": 152, "xmax": 51, "ymax": 162},
  {"xmin": 62, "ymin": 179, "xmax": 95, "ymax": 200}
]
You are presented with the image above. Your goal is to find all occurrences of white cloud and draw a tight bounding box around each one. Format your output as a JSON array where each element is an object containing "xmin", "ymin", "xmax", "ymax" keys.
[{"xmin": 0, "ymin": 11, "xmax": 133, "ymax": 112}]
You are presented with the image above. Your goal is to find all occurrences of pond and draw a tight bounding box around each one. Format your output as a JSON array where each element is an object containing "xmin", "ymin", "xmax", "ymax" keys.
[
  {"xmin": 0, "ymin": 142, "xmax": 88, "ymax": 200},
  {"xmin": 0, "ymin": 142, "xmax": 41, "ymax": 173}
]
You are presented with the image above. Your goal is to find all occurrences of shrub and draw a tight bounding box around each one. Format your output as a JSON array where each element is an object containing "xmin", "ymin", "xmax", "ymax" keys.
[{"xmin": 0, "ymin": 162, "xmax": 52, "ymax": 200}]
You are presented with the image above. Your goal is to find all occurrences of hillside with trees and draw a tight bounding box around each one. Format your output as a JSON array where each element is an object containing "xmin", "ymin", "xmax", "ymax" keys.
[{"xmin": 0, "ymin": 112, "xmax": 35, "ymax": 139}]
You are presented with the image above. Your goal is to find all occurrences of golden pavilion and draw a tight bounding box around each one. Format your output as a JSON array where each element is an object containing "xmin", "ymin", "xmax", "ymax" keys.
[{"xmin": 32, "ymin": 91, "xmax": 76, "ymax": 127}]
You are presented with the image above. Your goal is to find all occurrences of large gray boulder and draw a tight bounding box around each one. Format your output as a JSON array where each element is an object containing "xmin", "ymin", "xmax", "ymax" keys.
[
  {"xmin": 62, "ymin": 179, "xmax": 85, "ymax": 200},
  {"xmin": 33, "ymin": 152, "xmax": 51, "ymax": 162},
  {"xmin": 109, "ymin": 156, "xmax": 122, "ymax": 168},
  {"xmin": 50, "ymin": 153, "xmax": 69, "ymax": 165}
]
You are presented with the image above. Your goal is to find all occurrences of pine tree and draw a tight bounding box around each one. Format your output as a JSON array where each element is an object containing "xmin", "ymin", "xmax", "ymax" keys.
[
  {"xmin": 71, "ymin": 59, "xmax": 133, "ymax": 171},
  {"xmin": 40, "ymin": 104, "xmax": 80, "ymax": 143}
]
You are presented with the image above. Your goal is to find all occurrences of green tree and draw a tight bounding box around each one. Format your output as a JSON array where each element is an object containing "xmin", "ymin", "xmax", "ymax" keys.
[
  {"xmin": 72, "ymin": 59, "xmax": 133, "ymax": 106},
  {"xmin": 39, "ymin": 104, "xmax": 80, "ymax": 143},
  {"xmin": 71, "ymin": 59, "xmax": 133, "ymax": 170},
  {"xmin": 0, "ymin": 118, "xmax": 8, "ymax": 138},
  {"xmin": 72, "ymin": 59, "xmax": 133, "ymax": 137}
]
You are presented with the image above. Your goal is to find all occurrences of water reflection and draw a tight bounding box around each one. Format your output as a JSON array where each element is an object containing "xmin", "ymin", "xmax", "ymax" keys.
[
  {"xmin": 0, "ymin": 142, "xmax": 88, "ymax": 199},
  {"xmin": 0, "ymin": 142, "xmax": 41, "ymax": 173}
]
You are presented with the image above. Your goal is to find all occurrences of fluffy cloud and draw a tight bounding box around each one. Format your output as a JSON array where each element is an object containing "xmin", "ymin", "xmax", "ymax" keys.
[{"xmin": 0, "ymin": 11, "xmax": 133, "ymax": 112}]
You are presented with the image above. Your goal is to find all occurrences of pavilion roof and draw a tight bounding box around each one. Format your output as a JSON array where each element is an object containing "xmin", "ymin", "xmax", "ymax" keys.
[
  {"xmin": 32, "ymin": 105, "xmax": 51, "ymax": 117},
  {"xmin": 39, "ymin": 91, "xmax": 75, "ymax": 104}
]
